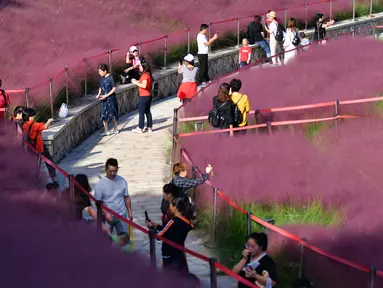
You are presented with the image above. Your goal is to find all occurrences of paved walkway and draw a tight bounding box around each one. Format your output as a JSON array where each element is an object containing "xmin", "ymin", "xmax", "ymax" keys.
[{"xmin": 57, "ymin": 95, "xmax": 236, "ymax": 287}]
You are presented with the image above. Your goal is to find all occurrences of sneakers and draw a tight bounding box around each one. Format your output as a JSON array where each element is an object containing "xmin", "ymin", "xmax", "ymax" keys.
[
  {"xmin": 113, "ymin": 129, "xmax": 120, "ymax": 135},
  {"xmin": 132, "ymin": 127, "xmax": 144, "ymax": 134},
  {"xmin": 133, "ymin": 127, "xmax": 153, "ymax": 134},
  {"xmin": 100, "ymin": 131, "xmax": 111, "ymax": 136}
]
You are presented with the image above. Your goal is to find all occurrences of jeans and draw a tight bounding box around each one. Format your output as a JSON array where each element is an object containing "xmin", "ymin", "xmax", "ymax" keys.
[
  {"xmin": 255, "ymin": 40, "xmax": 271, "ymax": 58},
  {"xmin": 138, "ymin": 96, "xmax": 152, "ymax": 129},
  {"xmin": 240, "ymin": 61, "xmax": 249, "ymax": 67},
  {"xmin": 108, "ymin": 213, "xmax": 128, "ymax": 236}
]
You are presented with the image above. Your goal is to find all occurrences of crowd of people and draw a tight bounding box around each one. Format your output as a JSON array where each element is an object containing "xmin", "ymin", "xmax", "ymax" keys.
[{"xmin": 0, "ymin": 11, "xmax": 336, "ymax": 287}]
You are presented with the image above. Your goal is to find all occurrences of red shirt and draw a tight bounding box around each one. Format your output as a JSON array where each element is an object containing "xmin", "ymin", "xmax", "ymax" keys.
[
  {"xmin": 23, "ymin": 120, "xmax": 46, "ymax": 153},
  {"xmin": 239, "ymin": 46, "xmax": 252, "ymax": 62},
  {"xmin": 138, "ymin": 72, "xmax": 152, "ymax": 96},
  {"xmin": 0, "ymin": 90, "xmax": 10, "ymax": 108}
]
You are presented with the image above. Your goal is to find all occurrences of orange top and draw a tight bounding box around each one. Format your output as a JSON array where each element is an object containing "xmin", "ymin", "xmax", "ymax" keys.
[
  {"xmin": 0, "ymin": 90, "xmax": 10, "ymax": 108},
  {"xmin": 138, "ymin": 72, "xmax": 152, "ymax": 96},
  {"xmin": 23, "ymin": 120, "xmax": 45, "ymax": 153}
]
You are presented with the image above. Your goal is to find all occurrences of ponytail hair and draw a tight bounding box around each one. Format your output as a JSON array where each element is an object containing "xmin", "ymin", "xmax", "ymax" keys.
[{"xmin": 171, "ymin": 196, "xmax": 194, "ymax": 220}]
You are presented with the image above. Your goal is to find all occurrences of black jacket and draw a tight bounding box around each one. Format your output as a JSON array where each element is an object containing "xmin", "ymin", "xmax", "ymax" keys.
[
  {"xmin": 213, "ymin": 96, "xmax": 235, "ymax": 129},
  {"xmin": 155, "ymin": 216, "xmax": 193, "ymax": 257}
]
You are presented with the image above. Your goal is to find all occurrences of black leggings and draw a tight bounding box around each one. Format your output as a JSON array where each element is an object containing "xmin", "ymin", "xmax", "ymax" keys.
[{"xmin": 42, "ymin": 145, "xmax": 57, "ymax": 180}]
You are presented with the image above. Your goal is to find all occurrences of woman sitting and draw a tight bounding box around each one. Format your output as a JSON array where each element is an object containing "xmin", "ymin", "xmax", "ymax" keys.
[
  {"xmin": 146, "ymin": 196, "xmax": 194, "ymax": 276},
  {"xmin": 177, "ymin": 54, "xmax": 199, "ymax": 104},
  {"xmin": 233, "ymin": 232, "xmax": 278, "ymax": 287}
]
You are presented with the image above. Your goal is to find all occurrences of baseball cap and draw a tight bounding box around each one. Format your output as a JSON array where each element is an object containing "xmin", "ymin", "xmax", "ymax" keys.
[
  {"xmin": 129, "ymin": 46, "xmax": 138, "ymax": 53},
  {"xmin": 183, "ymin": 54, "xmax": 194, "ymax": 62}
]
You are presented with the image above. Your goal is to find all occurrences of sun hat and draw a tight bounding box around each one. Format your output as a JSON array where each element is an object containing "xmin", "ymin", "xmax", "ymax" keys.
[
  {"xmin": 129, "ymin": 46, "xmax": 138, "ymax": 53},
  {"xmin": 183, "ymin": 54, "xmax": 194, "ymax": 62},
  {"xmin": 269, "ymin": 11, "xmax": 276, "ymax": 18}
]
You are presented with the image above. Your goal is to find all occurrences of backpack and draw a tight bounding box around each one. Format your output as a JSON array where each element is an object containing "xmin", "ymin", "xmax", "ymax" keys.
[
  {"xmin": 234, "ymin": 94, "xmax": 244, "ymax": 126},
  {"xmin": 275, "ymin": 25, "xmax": 284, "ymax": 42},
  {"xmin": 292, "ymin": 31, "xmax": 301, "ymax": 46},
  {"xmin": 208, "ymin": 102, "xmax": 227, "ymax": 128}
]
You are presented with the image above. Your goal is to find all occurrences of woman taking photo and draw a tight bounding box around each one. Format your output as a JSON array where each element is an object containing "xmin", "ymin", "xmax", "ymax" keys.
[
  {"xmin": 131, "ymin": 61, "xmax": 153, "ymax": 134},
  {"xmin": 314, "ymin": 13, "xmax": 334, "ymax": 44},
  {"xmin": 177, "ymin": 54, "xmax": 199, "ymax": 104},
  {"xmin": 22, "ymin": 108, "xmax": 58, "ymax": 188},
  {"xmin": 96, "ymin": 63, "xmax": 118, "ymax": 136},
  {"xmin": 233, "ymin": 232, "xmax": 278, "ymax": 288},
  {"xmin": 209, "ymin": 82, "xmax": 235, "ymax": 137},
  {"xmin": 283, "ymin": 18, "xmax": 299, "ymax": 65},
  {"xmin": 146, "ymin": 196, "xmax": 193, "ymax": 276}
]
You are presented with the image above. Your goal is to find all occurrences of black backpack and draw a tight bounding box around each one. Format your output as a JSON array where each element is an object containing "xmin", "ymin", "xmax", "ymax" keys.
[
  {"xmin": 275, "ymin": 26, "xmax": 284, "ymax": 42},
  {"xmin": 292, "ymin": 31, "xmax": 301, "ymax": 46},
  {"xmin": 208, "ymin": 102, "xmax": 227, "ymax": 128},
  {"xmin": 234, "ymin": 94, "xmax": 244, "ymax": 126}
]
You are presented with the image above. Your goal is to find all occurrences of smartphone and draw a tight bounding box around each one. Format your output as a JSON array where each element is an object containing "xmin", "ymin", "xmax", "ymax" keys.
[
  {"xmin": 216, "ymin": 30, "xmax": 219, "ymax": 34},
  {"xmin": 145, "ymin": 210, "xmax": 150, "ymax": 222}
]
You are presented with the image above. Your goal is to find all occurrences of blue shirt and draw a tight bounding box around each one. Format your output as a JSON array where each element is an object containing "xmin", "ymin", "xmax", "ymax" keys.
[{"xmin": 94, "ymin": 175, "xmax": 129, "ymax": 216}]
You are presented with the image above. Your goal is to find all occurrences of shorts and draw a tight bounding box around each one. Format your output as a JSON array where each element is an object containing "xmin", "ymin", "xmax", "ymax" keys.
[{"xmin": 107, "ymin": 213, "xmax": 128, "ymax": 236}]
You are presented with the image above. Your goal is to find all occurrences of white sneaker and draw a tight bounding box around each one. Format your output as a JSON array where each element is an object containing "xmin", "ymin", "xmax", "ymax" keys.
[
  {"xmin": 132, "ymin": 127, "xmax": 143, "ymax": 134},
  {"xmin": 100, "ymin": 131, "xmax": 111, "ymax": 136},
  {"xmin": 143, "ymin": 127, "xmax": 153, "ymax": 133}
]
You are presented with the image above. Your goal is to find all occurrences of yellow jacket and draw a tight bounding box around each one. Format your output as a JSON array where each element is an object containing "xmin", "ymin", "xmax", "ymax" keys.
[{"xmin": 231, "ymin": 92, "xmax": 250, "ymax": 127}]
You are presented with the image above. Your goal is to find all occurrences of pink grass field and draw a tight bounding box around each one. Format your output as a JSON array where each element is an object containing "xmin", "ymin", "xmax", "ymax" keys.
[
  {"xmin": 181, "ymin": 118, "xmax": 383, "ymax": 287},
  {"xmin": 0, "ymin": 0, "xmax": 355, "ymax": 103}
]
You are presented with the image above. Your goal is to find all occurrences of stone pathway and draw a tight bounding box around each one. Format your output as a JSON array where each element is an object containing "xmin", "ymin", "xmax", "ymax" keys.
[{"xmin": 56, "ymin": 95, "xmax": 236, "ymax": 287}]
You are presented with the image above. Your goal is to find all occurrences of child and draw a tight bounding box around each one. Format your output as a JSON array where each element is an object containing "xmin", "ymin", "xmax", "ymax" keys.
[
  {"xmin": 239, "ymin": 38, "xmax": 252, "ymax": 67},
  {"xmin": 110, "ymin": 232, "xmax": 133, "ymax": 252},
  {"xmin": 300, "ymin": 32, "xmax": 310, "ymax": 51}
]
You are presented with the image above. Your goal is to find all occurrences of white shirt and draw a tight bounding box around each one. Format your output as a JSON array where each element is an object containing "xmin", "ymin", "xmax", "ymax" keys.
[
  {"xmin": 197, "ymin": 33, "xmax": 209, "ymax": 54},
  {"xmin": 269, "ymin": 21, "xmax": 278, "ymax": 41}
]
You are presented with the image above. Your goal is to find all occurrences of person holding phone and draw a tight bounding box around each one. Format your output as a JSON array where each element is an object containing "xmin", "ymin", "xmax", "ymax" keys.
[
  {"xmin": 177, "ymin": 54, "xmax": 199, "ymax": 103},
  {"xmin": 314, "ymin": 13, "xmax": 335, "ymax": 44},
  {"xmin": 232, "ymin": 232, "xmax": 278, "ymax": 287},
  {"xmin": 146, "ymin": 196, "xmax": 193, "ymax": 275},
  {"xmin": 197, "ymin": 24, "xmax": 218, "ymax": 86}
]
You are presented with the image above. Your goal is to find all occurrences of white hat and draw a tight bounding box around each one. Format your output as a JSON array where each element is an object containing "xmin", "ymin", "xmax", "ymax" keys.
[
  {"xmin": 184, "ymin": 54, "xmax": 194, "ymax": 62},
  {"xmin": 129, "ymin": 46, "xmax": 138, "ymax": 53}
]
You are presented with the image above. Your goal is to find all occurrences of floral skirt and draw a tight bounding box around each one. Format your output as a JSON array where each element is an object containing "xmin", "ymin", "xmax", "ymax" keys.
[{"xmin": 100, "ymin": 94, "xmax": 118, "ymax": 122}]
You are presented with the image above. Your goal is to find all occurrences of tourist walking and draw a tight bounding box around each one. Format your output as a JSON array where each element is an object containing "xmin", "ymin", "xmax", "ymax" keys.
[
  {"xmin": 283, "ymin": 18, "xmax": 299, "ymax": 65},
  {"xmin": 300, "ymin": 32, "xmax": 310, "ymax": 51},
  {"xmin": 97, "ymin": 63, "xmax": 119, "ymax": 136},
  {"xmin": 208, "ymin": 83, "xmax": 235, "ymax": 137},
  {"xmin": 22, "ymin": 108, "xmax": 58, "ymax": 188},
  {"xmin": 94, "ymin": 158, "xmax": 133, "ymax": 241},
  {"xmin": 131, "ymin": 61, "xmax": 153, "ymax": 133},
  {"xmin": 247, "ymin": 15, "xmax": 271, "ymax": 58},
  {"xmin": 197, "ymin": 24, "xmax": 218, "ymax": 86},
  {"xmin": 268, "ymin": 11, "xmax": 282, "ymax": 65},
  {"xmin": 314, "ymin": 13, "xmax": 335, "ymax": 44},
  {"xmin": 177, "ymin": 54, "xmax": 198, "ymax": 103},
  {"xmin": 120, "ymin": 45, "xmax": 145, "ymax": 84}
]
